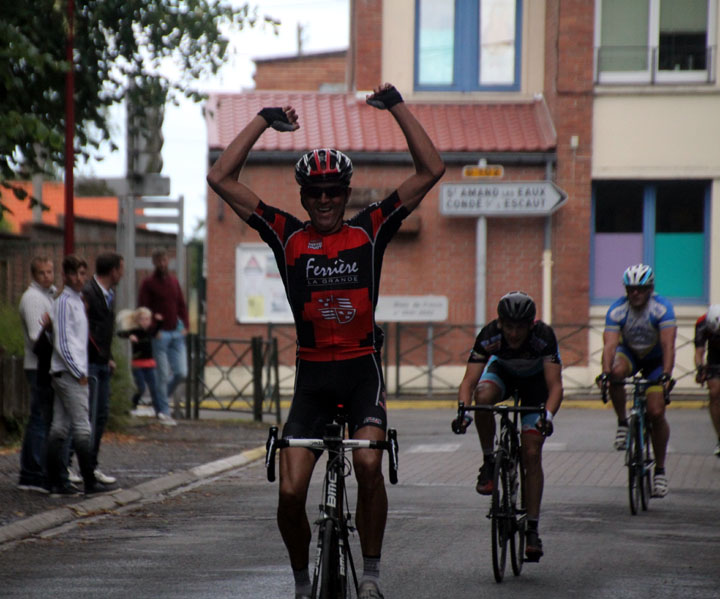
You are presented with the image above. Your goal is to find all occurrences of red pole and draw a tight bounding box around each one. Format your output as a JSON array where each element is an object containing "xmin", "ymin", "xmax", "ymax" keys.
[{"xmin": 64, "ymin": 0, "xmax": 75, "ymax": 256}]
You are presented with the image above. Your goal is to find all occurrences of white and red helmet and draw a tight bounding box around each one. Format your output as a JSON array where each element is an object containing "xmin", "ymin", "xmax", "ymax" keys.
[{"xmin": 295, "ymin": 148, "xmax": 353, "ymax": 186}]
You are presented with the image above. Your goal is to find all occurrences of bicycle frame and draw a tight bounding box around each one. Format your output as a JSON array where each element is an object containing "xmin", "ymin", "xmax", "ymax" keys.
[
  {"xmin": 455, "ymin": 395, "xmax": 546, "ymax": 583},
  {"xmin": 266, "ymin": 418, "xmax": 399, "ymax": 598},
  {"xmin": 602, "ymin": 376, "xmax": 672, "ymax": 515}
]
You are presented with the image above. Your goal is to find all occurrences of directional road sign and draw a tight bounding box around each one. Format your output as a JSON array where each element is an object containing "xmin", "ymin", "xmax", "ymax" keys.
[{"xmin": 439, "ymin": 181, "xmax": 568, "ymax": 217}]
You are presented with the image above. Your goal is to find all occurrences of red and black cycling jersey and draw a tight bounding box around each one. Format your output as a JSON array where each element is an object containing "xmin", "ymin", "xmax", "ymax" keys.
[
  {"xmin": 695, "ymin": 314, "xmax": 720, "ymax": 364},
  {"xmin": 247, "ymin": 192, "xmax": 408, "ymax": 361},
  {"xmin": 468, "ymin": 319, "xmax": 562, "ymax": 376}
]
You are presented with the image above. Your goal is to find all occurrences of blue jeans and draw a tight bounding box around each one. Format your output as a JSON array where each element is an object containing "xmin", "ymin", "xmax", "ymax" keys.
[
  {"xmin": 88, "ymin": 363, "xmax": 111, "ymax": 470},
  {"xmin": 19, "ymin": 370, "xmax": 53, "ymax": 486},
  {"xmin": 152, "ymin": 325, "xmax": 187, "ymax": 411},
  {"xmin": 132, "ymin": 367, "xmax": 169, "ymax": 416}
]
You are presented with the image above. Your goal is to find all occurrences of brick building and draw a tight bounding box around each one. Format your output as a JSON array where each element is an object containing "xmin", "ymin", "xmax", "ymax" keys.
[{"xmin": 204, "ymin": 0, "xmax": 719, "ymax": 393}]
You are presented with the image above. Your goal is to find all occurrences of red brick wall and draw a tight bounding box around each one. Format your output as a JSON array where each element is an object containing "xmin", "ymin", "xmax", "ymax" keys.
[
  {"xmin": 253, "ymin": 52, "xmax": 347, "ymax": 91},
  {"xmin": 351, "ymin": 0, "xmax": 383, "ymax": 90},
  {"xmin": 544, "ymin": 0, "xmax": 595, "ymax": 363}
]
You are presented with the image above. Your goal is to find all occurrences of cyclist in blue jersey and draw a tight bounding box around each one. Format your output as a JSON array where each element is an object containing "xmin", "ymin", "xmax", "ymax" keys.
[
  {"xmin": 597, "ymin": 264, "xmax": 676, "ymax": 498},
  {"xmin": 694, "ymin": 304, "xmax": 720, "ymax": 456},
  {"xmin": 455, "ymin": 291, "xmax": 563, "ymax": 562},
  {"xmin": 207, "ymin": 83, "xmax": 444, "ymax": 599}
]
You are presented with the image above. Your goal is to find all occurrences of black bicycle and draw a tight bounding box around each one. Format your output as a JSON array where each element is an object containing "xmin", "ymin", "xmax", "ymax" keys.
[
  {"xmin": 601, "ymin": 376, "xmax": 672, "ymax": 515},
  {"xmin": 453, "ymin": 395, "xmax": 546, "ymax": 583},
  {"xmin": 266, "ymin": 413, "xmax": 399, "ymax": 599}
]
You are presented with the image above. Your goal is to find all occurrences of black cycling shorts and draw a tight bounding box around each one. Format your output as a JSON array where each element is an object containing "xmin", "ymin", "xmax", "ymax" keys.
[
  {"xmin": 479, "ymin": 356, "xmax": 548, "ymax": 407},
  {"xmin": 283, "ymin": 353, "xmax": 387, "ymax": 441}
]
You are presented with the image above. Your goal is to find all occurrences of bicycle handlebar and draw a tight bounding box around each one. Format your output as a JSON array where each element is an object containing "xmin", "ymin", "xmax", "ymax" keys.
[
  {"xmin": 265, "ymin": 426, "xmax": 400, "ymax": 485},
  {"xmin": 597, "ymin": 376, "xmax": 674, "ymax": 405},
  {"xmin": 453, "ymin": 402, "xmax": 549, "ymax": 436}
]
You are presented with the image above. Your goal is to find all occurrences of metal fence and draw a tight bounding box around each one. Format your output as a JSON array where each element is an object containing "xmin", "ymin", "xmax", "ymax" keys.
[{"xmin": 185, "ymin": 335, "xmax": 280, "ymax": 422}]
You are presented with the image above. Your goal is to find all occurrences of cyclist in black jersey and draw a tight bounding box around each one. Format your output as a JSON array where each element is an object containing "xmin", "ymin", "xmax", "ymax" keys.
[
  {"xmin": 454, "ymin": 292, "xmax": 563, "ymax": 562},
  {"xmin": 207, "ymin": 83, "xmax": 444, "ymax": 599},
  {"xmin": 694, "ymin": 304, "xmax": 720, "ymax": 457}
]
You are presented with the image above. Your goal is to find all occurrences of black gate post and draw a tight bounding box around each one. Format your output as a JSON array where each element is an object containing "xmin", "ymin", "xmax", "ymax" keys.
[{"xmin": 252, "ymin": 336, "xmax": 263, "ymax": 422}]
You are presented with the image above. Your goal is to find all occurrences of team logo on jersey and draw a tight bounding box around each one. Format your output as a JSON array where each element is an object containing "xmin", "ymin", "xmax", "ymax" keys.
[
  {"xmin": 305, "ymin": 256, "xmax": 360, "ymax": 286},
  {"xmin": 308, "ymin": 240, "xmax": 322, "ymax": 250},
  {"xmin": 318, "ymin": 296, "xmax": 356, "ymax": 323}
]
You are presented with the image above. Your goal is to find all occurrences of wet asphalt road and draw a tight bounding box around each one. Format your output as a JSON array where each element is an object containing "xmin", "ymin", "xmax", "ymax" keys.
[{"xmin": 1, "ymin": 406, "xmax": 719, "ymax": 598}]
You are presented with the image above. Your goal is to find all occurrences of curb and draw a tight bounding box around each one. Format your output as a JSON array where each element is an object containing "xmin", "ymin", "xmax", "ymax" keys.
[{"xmin": 0, "ymin": 445, "xmax": 267, "ymax": 547}]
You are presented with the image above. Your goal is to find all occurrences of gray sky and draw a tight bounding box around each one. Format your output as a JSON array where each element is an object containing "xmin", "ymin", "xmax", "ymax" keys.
[{"xmin": 78, "ymin": 0, "xmax": 350, "ymax": 238}]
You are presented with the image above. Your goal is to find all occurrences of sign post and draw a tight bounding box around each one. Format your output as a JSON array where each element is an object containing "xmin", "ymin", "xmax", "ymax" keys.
[{"xmin": 439, "ymin": 180, "xmax": 568, "ymax": 325}]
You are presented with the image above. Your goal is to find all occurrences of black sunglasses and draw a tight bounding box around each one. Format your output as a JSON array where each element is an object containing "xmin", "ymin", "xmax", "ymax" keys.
[
  {"xmin": 300, "ymin": 185, "xmax": 348, "ymax": 199},
  {"xmin": 626, "ymin": 286, "xmax": 652, "ymax": 293}
]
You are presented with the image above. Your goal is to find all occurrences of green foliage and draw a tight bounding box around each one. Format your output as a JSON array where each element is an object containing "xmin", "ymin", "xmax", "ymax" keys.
[
  {"xmin": 0, "ymin": 1, "xmax": 279, "ymax": 216},
  {"xmin": 0, "ymin": 301, "xmax": 25, "ymax": 357}
]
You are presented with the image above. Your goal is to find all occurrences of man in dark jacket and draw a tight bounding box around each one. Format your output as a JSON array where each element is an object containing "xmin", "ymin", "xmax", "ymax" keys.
[{"xmin": 83, "ymin": 251, "xmax": 124, "ymax": 484}]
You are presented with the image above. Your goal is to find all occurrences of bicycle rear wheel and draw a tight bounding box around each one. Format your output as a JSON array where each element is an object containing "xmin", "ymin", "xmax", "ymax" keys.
[
  {"xmin": 314, "ymin": 521, "xmax": 344, "ymax": 599},
  {"xmin": 627, "ymin": 416, "xmax": 642, "ymax": 516},
  {"xmin": 491, "ymin": 456, "xmax": 509, "ymax": 582}
]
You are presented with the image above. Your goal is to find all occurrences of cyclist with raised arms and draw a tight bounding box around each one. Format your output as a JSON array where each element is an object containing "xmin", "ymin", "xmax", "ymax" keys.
[
  {"xmin": 597, "ymin": 264, "xmax": 676, "ymax": 498},
  {"xmin": 694, "ymin": 304, "xmax": 720, "ymax": 457},
  {"xmin": 454, "ymin": 291, "xmax": 563, "ymax": 562},
  {"xmin": 207, "ymin": 83, "xmax": 444, "ymax": 599}
]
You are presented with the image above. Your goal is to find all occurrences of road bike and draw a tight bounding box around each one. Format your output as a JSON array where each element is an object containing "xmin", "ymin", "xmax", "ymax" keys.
[
  {"xmin": 266, "ymin": 412, "xmax": 399, "ymax": 599},
  {"xmin": 453, "ymin": 394, "xmax": 546, "ymax": 583},
  {"xmin": 601, "ymin": 376, "xmax": 672, "ymax": 515}
]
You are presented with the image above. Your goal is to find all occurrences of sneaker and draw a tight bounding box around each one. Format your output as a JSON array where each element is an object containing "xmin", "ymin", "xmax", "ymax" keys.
[
  {"xmin": 525, "ymin": 529, "xmax": 544, "ymax": 562},
  {"xmin": 613, "ymin": 424, "xmax": 629, "ymax": 451},
  {"xmin": 714, "ymin": 442, "xmax": 720, "ymax": 458},
  {"xmin": 475, "ymin": 461, "xmax": 494, "ymax": 495},
  {"xmin": 94, "ymin": 469, "xmax": 117, "ymax": 485},
  {"xmin": 652, "ymin": 473, "xmax": 668, "ymax": 498},
  {"xmin": 157, "ymin": 412, "xmax": 177, "ymax": 426},
  {"xmin": 358, "ymin": 580, "xmax": 385, "ymax": 599},
  {"xmin": 84, "ymin": 480, "xmax": 120, "ymax": 496},
  {"xmin": 67, "ymin": 468, "xmax": 83, "ymax": 484},
  {"xmin": 17, "ymin": 482, "xmax": 50, "ymax": 494},
  {"xmin": 50, "ymin": 483, "xmax": 82, "ymax": 498}
]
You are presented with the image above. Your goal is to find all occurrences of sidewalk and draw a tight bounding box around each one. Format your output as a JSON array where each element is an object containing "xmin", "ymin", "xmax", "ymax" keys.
[{"xmin": 0, "ymin": 409, "xmax": 271, "ymax": 545}]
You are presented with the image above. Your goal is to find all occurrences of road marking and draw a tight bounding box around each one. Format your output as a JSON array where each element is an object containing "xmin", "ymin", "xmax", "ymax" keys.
[{"xmin": 406, "ymin": 443, "xmax": 462, "ymax": 454}]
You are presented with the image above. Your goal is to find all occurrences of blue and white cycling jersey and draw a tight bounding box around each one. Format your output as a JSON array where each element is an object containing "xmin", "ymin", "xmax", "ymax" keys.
[{"xmin": 604, "ymin": 294, "xmax": 676, "ymax": 359}]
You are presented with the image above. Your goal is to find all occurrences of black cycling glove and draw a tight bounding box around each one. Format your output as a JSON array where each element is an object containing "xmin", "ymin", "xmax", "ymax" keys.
[
  {"xmin": 257, "ymin": 107, "xmax": 295, "ymax": 131},
  {"xmin": 366, "ymin": 85, "xmax": 403, "ymax": 110}
]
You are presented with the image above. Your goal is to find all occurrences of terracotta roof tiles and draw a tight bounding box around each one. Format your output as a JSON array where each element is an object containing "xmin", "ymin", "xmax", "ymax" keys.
[{"xmin": 206, "ymin": 92, "xmax": 556, "ymax": 154}]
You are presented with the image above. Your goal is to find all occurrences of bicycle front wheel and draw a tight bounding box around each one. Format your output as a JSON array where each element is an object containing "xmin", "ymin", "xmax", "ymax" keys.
[
  {"xmin": 627, "ymin": 416, "xmax": 642, "ymax": 516},
  {"xmin": 491, "ymin": 456, "xmax": 509, "ymax": 583},
  {"xmin": 509, "ymin": 457, "xmax": 524, "ymax": 577},
  {"xmin": 640, "ymin": 419, "xmax": 653, "ymax": 511},
  {"xmin": 315, "ymin": 521, "xmax": 344, "ymax": 599}
]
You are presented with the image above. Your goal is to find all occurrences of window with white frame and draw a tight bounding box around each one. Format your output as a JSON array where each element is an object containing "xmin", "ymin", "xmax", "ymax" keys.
[
  {"xmin": 415, "ymin": 0, "xmax": 522, "ymax": 91},
  {"xmin": 595, "ymin": 0, "xmax": 717, "ymax": 84},
  {"xmin": 591, "ymin": 180, "xmax": 709, "ymax": 303}
]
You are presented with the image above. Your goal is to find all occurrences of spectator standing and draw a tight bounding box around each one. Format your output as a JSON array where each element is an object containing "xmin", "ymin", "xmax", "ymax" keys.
[
  {"xmin": 138, "ymin": 248, "xmax": 188, "ymax": 423},
  {"xmin": 83, "ymin": 251, "xmax": 124, "ymax": 485},
  {"xmin": 17, "ymin": 256, "xmax": 56, "ymax": 493},
  {"xmin": 46, "ymin": 255, "xmax": 118, "ymax": 496},
  {"xmin": 117, "ymin": 307, "xmax": 175, "ymax": 425}
]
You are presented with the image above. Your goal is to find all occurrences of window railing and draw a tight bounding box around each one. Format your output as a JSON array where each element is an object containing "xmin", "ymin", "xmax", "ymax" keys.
[{"xmin": 594, "ymin": 45, "xmax": 717, "ymax": 85}]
